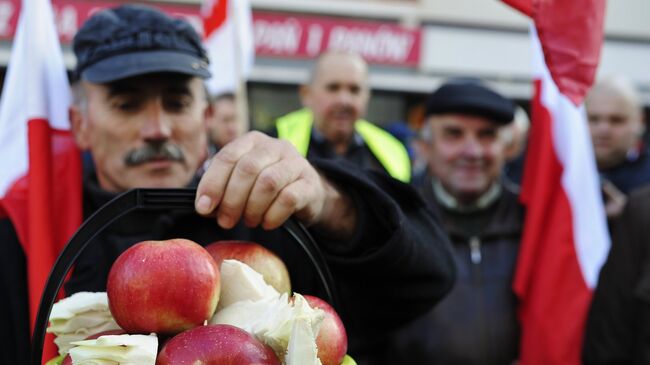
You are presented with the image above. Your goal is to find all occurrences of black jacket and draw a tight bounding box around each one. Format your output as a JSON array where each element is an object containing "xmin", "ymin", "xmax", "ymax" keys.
[
  {"xmin": 0, "ymin": 158, "xmax": 454, "ymax": 364},
  {"xmin": 600, "ymin": 146, "xmax": 650, "ymax": 194},
  {"xmin": 381, "ymin": 179, "xmax": 523, "ymax": 365},
  {"xmin": 583, "ymin": 185, "xmax": 650, "ymax": 364}
]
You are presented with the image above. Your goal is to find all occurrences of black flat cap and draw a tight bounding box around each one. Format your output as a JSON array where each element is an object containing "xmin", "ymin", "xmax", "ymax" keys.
[
  {"xmin": 73, "ymin": 4, "xmax": 211, "ymax": 83},
  {"xmin": 425, "ymin": 80, "xmax": 515, "ymax": 124}
]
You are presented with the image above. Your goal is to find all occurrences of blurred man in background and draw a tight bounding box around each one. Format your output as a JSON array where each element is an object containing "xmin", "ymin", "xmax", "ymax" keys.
[
  {"xmin": 383, "ymin": 80, "xmax": 522, "ymax": 365},
  {"xmin": 206, "ymin": 92, "xmax": 242, "ymax": 155},
  {"xmin": 274, "ymin": 51, "xmax": 411, "ymax": 183},
  {"xmin": 584, "ymin": 184, "xmax": 650, "ymax": 364},
  {"xmin": 587, "ymin": 75, "xmax": 649, "ymax": 196}
]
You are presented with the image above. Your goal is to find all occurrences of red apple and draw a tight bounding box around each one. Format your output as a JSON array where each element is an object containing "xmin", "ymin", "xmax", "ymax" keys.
[
  {"xmin": 304, "ymin": 295, "xmax": 348, "ymax": 365},
  {"xmin": 205, "ymin": 240, "xmax": 291, "ymax": 294},
  {"xmin": 156, "ymin": 324, "xmax": 281, "ymax": 365},
  {"xmin": 61, "ymin": 329, "xmax": 126, "ymax": 365},
  {"xmin": 61, "ymin": 355, "xmax": 72, "ymax": 365},
  {"xmin": 107, "ymin": 238, "xmax": 220, "ymax": 335}
]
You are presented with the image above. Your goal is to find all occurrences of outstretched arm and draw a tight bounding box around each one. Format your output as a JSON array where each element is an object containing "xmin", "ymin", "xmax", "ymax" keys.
[
  {"xmin": 196, "ymin": 131, "xmax": 456, "ymax": 358},
  {"xmin": 195, "ymin": 131, "xmax": 356, "ymax": 239}
]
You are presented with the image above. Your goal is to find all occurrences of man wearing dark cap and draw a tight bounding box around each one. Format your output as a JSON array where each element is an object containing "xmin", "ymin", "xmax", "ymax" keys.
[
  {"xmin": 0, "ymin": 5, "xmax": 455, "ymax": 364},
  {"xmin": 381, "ymin": 80, "xmax": 523, "ymax": 365}
]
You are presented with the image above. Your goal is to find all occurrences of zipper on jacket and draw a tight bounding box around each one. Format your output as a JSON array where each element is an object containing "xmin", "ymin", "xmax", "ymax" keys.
[
  {"xmin": 469, "ymin": 236, "xmax": 482, "ymax": 264},
  {"xmin": 468, "ymin": 235, "xmax": 488, "ymax": 360}
]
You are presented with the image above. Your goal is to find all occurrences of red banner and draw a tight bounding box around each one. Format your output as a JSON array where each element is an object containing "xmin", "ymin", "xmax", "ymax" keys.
[
  {"xmin": 253, "ymin": 12, "xmax": 421, "ymax": 66},
  {"xmin": 0, "ymin": 0, "xmax": 421, "ymax": 67},
  {"xmin": 0, "ymin": 0, "xmax": 205, "ymax": 43}
]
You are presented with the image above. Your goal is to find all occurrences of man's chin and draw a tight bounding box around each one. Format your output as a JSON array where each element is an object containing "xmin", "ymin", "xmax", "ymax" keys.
[{"xmin": 126, "ymin": 170, "xmax": 194, "ymax": 190}]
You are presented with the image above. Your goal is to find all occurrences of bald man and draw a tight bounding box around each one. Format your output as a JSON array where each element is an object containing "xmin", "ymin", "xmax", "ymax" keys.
[
  {"xmin": 587, "ymin": 75, "xmax": 649, "ymax": 194},
  {"xmin": 274, "ymin": 51, "xmax": 411, "ymax": 183}
]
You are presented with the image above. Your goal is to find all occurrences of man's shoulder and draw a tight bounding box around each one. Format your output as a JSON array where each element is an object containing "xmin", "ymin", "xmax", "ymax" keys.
[
  {"xmin": 483, "ymin": 183, "xmax": 524, "ymax": 234},
  {"xmin": 500, "ymin": 182, "xmax": 522, "ymax": 203}
]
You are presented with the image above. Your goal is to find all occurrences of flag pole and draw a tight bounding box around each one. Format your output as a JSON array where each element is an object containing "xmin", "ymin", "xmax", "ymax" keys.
[{"xmin": 231, "ymin": 0, "xmax": 250, "ymax": 134}]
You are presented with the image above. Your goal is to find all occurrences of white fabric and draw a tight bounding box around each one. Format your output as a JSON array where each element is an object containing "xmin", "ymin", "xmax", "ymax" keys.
[
  {"xmin": 0, "ymin": 0, "xmax": 70, "ymax": 197},
  {"xmin": 530, "ymin": 26, "xmax": 610, "ymax": 289},
  {"xmin": 202, "ymin": 0, "xmax": 254, "ymax": 96}
]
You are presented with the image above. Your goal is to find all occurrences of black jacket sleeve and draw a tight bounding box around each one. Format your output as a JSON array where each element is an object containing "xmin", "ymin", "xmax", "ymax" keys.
[
  {"xmin": 583, "ymin": 187, "xmax": 650, "ymax": 364},
  {"xmin": 0, "ymin": 218, "xmax": 30, "ymax": 365},
  {"xmin": 309, "ymin": 158, "xmax": 456, "ymax": 356}
]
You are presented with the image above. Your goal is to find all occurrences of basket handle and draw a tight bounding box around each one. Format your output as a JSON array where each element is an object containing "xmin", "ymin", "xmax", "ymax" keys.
[{"xmin": 31, "ymin": 188, "xmax": 338, "ymax": 365}]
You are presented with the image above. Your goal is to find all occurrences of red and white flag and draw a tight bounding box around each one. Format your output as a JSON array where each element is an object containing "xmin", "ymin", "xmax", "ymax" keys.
[
  {"xmin": 0, "ymin": 0, "xmax": 82, "ymax": 361},
  {"xmin": 201, "ymin": 0, "xmax": 254, "ymax": 96},
  {"xmin": 502, "ymin": 0, "xmax": 610, "ymax": 363}
]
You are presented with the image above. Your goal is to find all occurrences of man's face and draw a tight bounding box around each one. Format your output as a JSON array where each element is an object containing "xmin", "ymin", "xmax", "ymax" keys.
[
  {"xmin": 587, "ymin": 87, "xmax": 644, "ymax": 169},
  {"xmin": 207, "ymin": 97, "xmax": 239, "ymax": 148},
  {"xmin": 71, "ymin": 73, "xmax": 210, "ymax": 192},
  {"xmin": 426, "ymin": 114, "xmax": 507, "ymax": 203},
  {"xmin": 302, "ymin": 55, "xmax": 370, "ymax": 144}
]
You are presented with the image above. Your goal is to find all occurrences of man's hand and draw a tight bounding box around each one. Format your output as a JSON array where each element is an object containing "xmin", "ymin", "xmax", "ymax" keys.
[{"xmin": 195, "ymin": 132, "xmax": 357, "ymax": 239}]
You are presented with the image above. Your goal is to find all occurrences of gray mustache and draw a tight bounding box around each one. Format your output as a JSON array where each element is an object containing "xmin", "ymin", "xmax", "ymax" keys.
[{"xmin": 124, "ymin": 143, "xmax": 185, "ymax": 166}]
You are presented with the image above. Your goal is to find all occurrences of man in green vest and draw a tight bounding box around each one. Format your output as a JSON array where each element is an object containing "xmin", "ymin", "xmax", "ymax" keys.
[{"xmin": 275, "ymin": 51, "xmax": 411, "ymax": 183}]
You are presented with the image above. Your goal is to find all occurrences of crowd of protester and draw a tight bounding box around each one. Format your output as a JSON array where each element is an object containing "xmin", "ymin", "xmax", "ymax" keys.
[{"xmin": 2, "ymin": 3, "xmax": 649, "ymax": 364}]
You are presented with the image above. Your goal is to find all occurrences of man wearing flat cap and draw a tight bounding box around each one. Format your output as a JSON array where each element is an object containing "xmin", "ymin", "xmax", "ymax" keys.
[
  {"xmin": 0, "ymin": 4, "xmax": 456, "ymax": 364},
  {"xmin": 380, "ymin": 80, "xmax": 523, "ymax": 365}
]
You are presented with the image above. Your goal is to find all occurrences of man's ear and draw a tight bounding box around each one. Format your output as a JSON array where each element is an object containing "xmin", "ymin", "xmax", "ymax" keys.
[
  {"xmin": 203, "ymin": 100, "xmax": 215, "ymax": 128},
  {"xmin": 637, "ymin": 111, "xmax": 647, "ymax": 138},
  {"xmin": 69, "ymin": 105, "xmax": 91, "ymax": 150}
]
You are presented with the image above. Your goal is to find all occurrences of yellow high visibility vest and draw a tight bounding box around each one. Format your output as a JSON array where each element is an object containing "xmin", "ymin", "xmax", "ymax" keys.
[{"xmin": 276, "ymin": 108, "xmax": 411, "ymax": 183}]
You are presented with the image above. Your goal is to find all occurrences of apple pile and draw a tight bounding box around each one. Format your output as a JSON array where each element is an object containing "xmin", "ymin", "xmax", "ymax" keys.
[{"xmin": 49, "ymin": 238, "xmax": 350, "ymax": 365}]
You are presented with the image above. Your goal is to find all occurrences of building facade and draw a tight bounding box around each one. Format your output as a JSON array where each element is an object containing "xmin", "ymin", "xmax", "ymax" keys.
[{"xmin": 0, "ymin": 0, "xmax": 647, "ymax": 130}]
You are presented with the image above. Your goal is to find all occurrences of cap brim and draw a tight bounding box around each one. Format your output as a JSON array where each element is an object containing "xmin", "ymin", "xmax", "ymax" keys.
[
  {"xmin": 80, "ymin": 50, "xmax": 211, "ymax": 83},
  {"xmin": 439, "ymin": 101, "xmax": 514, "ymax": 124}
]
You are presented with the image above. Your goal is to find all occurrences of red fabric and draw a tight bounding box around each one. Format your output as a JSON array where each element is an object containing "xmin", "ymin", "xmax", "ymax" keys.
[
  {"xmin": 504, "ymin": 0, "xmax": 605, "ymax": 104},
  {"xmin": 1, "ymin": 120, "xmax": 82, "ymax": 363},
  {"xmin": 514, "ymin": 81, "xmax": 592, "ymax": 364},
  {"xmin": 203, "ymin": 0, "xmax": 228, "ymax": 38},
  {"xmin": 500, "ymin": 0, "xmax": 607, "ymax": 362},
  {"xmin": 535, "ymin": 0, "xmax": 605, "ymax": 105},
  {"xmin": 502, "ymin": 0, "xmax": 533, "ymax": 17}
]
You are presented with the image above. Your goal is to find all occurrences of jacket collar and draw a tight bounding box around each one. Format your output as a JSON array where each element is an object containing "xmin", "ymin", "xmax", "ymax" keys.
[{"xmin": 432, "ymin": 180, "xmax": 502, "ymax": 214}]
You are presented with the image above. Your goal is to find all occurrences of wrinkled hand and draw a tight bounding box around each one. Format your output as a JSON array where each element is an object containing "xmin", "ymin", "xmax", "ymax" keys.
[{"xmin": 195, "ymin": 132, "xmax": 356, "ymax": 238}]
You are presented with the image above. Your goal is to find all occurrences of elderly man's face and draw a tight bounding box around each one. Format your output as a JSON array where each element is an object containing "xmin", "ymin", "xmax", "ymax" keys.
[
  {"xmin": 587, "ymin": 87, "xmax": 644, "ymax": 169},
  {"xmin": 301, "ymin": 54, "xmax": 370, "ymax": 145},
  {"xmin": 70, "ymin": 73, "xmax": 209, "ymax": 192},
  {"xmin": 426, "ymin": 114, "xmax": 508, "ymax": 203}
]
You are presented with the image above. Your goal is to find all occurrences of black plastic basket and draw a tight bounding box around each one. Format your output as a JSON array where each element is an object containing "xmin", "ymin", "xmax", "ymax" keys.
[{"xmin": 31, "ymin": 188, "xmax": 338, "ymax": 365}]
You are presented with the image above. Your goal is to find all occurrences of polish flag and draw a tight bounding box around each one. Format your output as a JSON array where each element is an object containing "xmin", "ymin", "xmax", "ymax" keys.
[
  {"xmin": 0, "ymin": 0, "xmax": 82, "ymax": 361},
  {"xmin": 502, "ymin": 0, "xmax": 610, "ymax": 363},
  {"xmin": 201, "ymin": 0, "xmax": 254, "ymax": 96}
]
